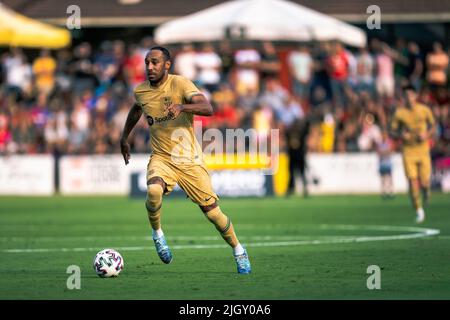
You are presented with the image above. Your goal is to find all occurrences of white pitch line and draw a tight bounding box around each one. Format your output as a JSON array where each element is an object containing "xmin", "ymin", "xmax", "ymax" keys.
[
  {"xmin": 0, "ymin": 224, "xmax": 438, "ymax": 242},
  {"xmin": 318, "ymin": 224, "xmax": 438, "ymax": 233},
  {"xmin": 0, "ymin": 235, "xmax": 347, "ymax": 242},
  {"xmin": 0, "ymin": 235, "xmax": 218, "ymax": 242},
  {"xmin": 1, "ymin": 225, "xmax": 440, "ymax": 253}
]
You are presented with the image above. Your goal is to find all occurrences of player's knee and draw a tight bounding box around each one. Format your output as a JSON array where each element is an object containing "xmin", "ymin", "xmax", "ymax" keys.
[
  {"xmin": 204, "ymin": 206, "xmax": 220, "ymax": 221},
  {"xmin": 420, "ymin": 180, "xmax": 430, "ymax": 189},
  {"xmin": 409, "ymin": 178, "xmax": 420, "ymax": 188},
  {"xmin": 203, "ymin": 206, "xmax": 231, "ymax": 234},
  {"xmin": 203, "ymin": 205, "xmax": 223, "ymax": 221},
  {"xmin": 200, "ymin": 201, "xmax": 218, "ymax": 214},
  {"xmin": 146, "ymin": 184, "xmax": 163, "ymax": 213}
]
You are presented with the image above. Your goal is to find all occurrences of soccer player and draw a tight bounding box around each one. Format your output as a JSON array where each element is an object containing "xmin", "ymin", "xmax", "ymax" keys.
[
  {"xmin": 377, "ymin": 130, "xmax": 394, "ymax": 199},
  {"xmin": 120, "ymin": 46, "xmax": 251, "ymax": 274},
  {"xmin": 390, "ymin": 84, "xmax": 435, "ymax": 223},
  {"xmin": 285, "ymin": 116, "xmax": 311, "ymax": 198}
]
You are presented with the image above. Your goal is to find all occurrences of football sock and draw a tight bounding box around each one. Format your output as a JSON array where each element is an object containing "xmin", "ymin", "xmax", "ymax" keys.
[
  {"xmin": 152, "ymin": 228, "xmax": 164, "ymax": 239},
  {"xmin": 421, "ymin": 186, "xmax": 430, "ymax": 206},
  {"xmin": 146, "ymin": 184, "xmax": 163, "ymax": 232},
  {"xmin": 204, "ymin": 207, "xmax": 239, "ymax": 248},
  {"xmin": 233, "ymin": 243, "xmax": 245, "ymax": 256},
  {"xmin": 409, "ymin": 182, "xmax": 421, "ymax": 210},
  {"xmin": 416, "ymin": 207, "xmax": 425, "ymax": 223}
]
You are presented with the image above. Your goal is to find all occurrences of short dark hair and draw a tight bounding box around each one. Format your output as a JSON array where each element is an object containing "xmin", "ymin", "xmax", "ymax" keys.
[
  {"xmin": 149, "ymin": 46, "xmax": 171, "ymax": 61},
  {"xmin": 401, "ymin": 83, "xmax": 416, "ymax": 92}
]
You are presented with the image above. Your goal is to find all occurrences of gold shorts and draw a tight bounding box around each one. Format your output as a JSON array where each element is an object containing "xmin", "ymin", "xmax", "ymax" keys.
[
  {"xmin": 147, "ymin": 155, "xmax": 218, "ymax": 206},
  {"xmin": 402, "ymin": 153, "xmax": 431, "ymax": 183}
]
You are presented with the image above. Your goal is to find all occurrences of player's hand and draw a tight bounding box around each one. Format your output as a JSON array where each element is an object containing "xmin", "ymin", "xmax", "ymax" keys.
[
  {"xmin": 165, "ymin": 104, "xmax": 184, "ymax": 119},
  {"xmin": 417, "ymin": 132, "xmax": 428, "ymax": 142},
  {"xmin": 120, "ymin": 137, "xmax": 131, "ymax": 165},
  {"xmin": 402, "ymin": 131, "xmax": 412, "ymax": 142}
]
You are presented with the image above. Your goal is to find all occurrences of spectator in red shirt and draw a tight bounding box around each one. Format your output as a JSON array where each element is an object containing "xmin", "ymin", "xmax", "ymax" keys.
[
  {"xmin": 0, "ymin": 112, "xmax": 11, "ymax": 154},
  {"xmin": 214, "ymin": 102, "xmax": 239, "ymax": 129},
  {"xmin": 124, "ymin": 44, "xmax": 146, "ymax": 91},
  {"xmin": 327, "ymin": 42, "xmax": 349, "ymax": 109}
]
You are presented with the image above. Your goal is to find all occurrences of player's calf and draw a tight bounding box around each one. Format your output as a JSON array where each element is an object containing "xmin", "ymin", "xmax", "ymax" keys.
[
  {"xmin": 420, "ymin": 183, "xmax": 430, "ymax": 207},
  {"xmin": 146, "ymin": 183, "xmax": 163, "ymax": 231},
  {"xmin": 408, "ymin": 178, "xmax": 426, "ymax": 223},
  {"xmin": 201, "ymin": 204, "xmax": 251, "ymax": 274},
  {"xmin": 146, "ymin": 179, "xmax": 172, "ymax": 264}
]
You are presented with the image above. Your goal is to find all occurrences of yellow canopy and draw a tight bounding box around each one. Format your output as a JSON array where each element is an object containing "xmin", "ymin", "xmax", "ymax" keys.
[{"xmin": 0, "ymin": 3, "xmax": 71, "ymax": 49}]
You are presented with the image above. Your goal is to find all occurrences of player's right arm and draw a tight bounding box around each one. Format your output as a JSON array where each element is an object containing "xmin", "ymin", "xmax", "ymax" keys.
[
  {"xmin": 389, "ymin": 110, "xmax": 401, "ymax": 140},
  {"xmin": 120, "ymin": 102, "xmax": 143, "ymax": 165},
  {"xmin": 389, "ymin": 109, "xmax": 411, "ymax": 143},
  {"xmin": 419, "ymin": 107, "xmax": 436, "ymax": 142}
]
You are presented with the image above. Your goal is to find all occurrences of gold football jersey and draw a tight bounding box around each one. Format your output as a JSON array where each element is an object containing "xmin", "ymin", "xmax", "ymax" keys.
[
  {"xmin": 134, "ymin": 74, "xmax": 204, "ymax": 164},
  {"xmin": 391, "ymin": 103, "xmax": 435, "ymax": 156}
]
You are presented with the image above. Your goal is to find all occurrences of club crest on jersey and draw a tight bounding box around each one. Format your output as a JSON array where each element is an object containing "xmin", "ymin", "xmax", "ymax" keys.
[{"xmin": 162, "ymin": 96, "xmax": 172, "ymax": 108}]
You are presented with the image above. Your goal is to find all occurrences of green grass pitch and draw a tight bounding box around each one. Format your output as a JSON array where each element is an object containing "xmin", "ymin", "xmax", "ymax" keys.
[{"xmin": 0, "ymin": 194, "xmax": 449, "ymax": 299}]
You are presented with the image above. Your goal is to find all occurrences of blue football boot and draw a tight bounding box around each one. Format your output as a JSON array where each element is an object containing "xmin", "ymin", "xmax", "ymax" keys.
[
  {"xmin": 234, "ymin": 249, "xmax": 251, "ymax": 274},
  {"xmin": 153, "ymin": 235, "xmax": 173, "ymax": 264}
]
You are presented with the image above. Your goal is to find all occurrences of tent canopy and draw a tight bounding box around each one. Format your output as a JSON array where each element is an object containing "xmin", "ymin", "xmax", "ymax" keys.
[
  {"xmin": 155, "ymin": 0, "xmax": 366, "ymax": 47},
  {"xmin": 0, "ymin": 3, "xmax": 71, "ymax": 49}
]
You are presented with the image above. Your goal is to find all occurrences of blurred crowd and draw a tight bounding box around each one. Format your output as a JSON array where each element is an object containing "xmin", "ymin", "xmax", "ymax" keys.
[{"xmin": 0, "ymin": 37, "xmax": 450, "ymax": 159}]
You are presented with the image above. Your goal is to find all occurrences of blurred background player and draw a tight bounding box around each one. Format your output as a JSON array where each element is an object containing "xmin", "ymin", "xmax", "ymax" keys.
[
  {"xmin": 285, "ymin": 115, "xmax": 311, "ymax": 197},
  {"xmin": 377, "ymin": 130, "xmax": 395, "ymax": 199},
  {"xmin": 390, "ymin": 84, "xmax": 436, "ymax": 223}
]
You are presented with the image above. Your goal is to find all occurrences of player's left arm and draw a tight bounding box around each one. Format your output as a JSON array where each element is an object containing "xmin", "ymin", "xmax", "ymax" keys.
[{"xmin": 421, "ymin": 107, "xmax": 436, "ymax": 141}]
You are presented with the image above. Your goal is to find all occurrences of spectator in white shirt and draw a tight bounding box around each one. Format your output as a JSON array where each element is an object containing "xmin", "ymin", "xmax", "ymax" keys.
[
  {"xmin": 174, "ymin": 43, "xmax": 198, "ymax": 81},
  {"xmin": 356, "ymin": 47, "xmax": 375, "ymax": 96},
  {"xmin": 358, "ymin": 113, "xmax": 382, "ymax": 151},
  {"xmin": 195, "ymin": 43, "xmax": 222, "ymax": 92},
  {"xmin": 234, "ymin": 44, "xmax": 261, "ymax": 96},
  {"xmin": 288, "ymin": 45, "xmax": 313, "ymax": 103},
  {"xmin": 5, "ymin": 52, "xmax": 32, "ymax": 100}
]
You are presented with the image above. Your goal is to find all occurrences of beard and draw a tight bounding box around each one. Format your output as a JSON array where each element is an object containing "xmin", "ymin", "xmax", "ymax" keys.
[{"xmin": 148, "ymin": 72, "xmax": 165, "ymax": 85}]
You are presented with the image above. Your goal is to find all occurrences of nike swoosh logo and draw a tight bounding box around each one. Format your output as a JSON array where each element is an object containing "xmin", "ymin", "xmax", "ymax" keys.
[{"xmin": 204, "ymin": 196, "xmax": 213, "ymax": 202}]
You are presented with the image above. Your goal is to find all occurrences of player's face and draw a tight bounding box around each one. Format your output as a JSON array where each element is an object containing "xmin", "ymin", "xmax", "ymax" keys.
[
  {"xmin": 404, "ymin": 89, "xmax": 417, "ymax": 106},
  {"xmin": 145, "ymin": 50, "xmax": 170, "ymax": 83}
]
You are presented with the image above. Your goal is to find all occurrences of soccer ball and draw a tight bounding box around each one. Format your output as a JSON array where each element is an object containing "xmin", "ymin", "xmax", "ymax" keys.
[{"xmin": 93, "ymin": 248, "xmax": 124, "ymax": 278}]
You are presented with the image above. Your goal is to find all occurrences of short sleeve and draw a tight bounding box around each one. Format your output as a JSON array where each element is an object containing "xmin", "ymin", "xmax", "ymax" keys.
[
  {"xmin": 178, "ymin": 76, "xmax": 201, "ymax": 102},
  {"xmin": 133, "ymin": 84, "xmax": 146, "ymax": 108},
  {"xmin": 426, "ymin": 107, "xmax": 435, "ymax": 127},
  {"xmin": 133, "ymin": 89, "xmax": 141, "ymax": 106}
]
